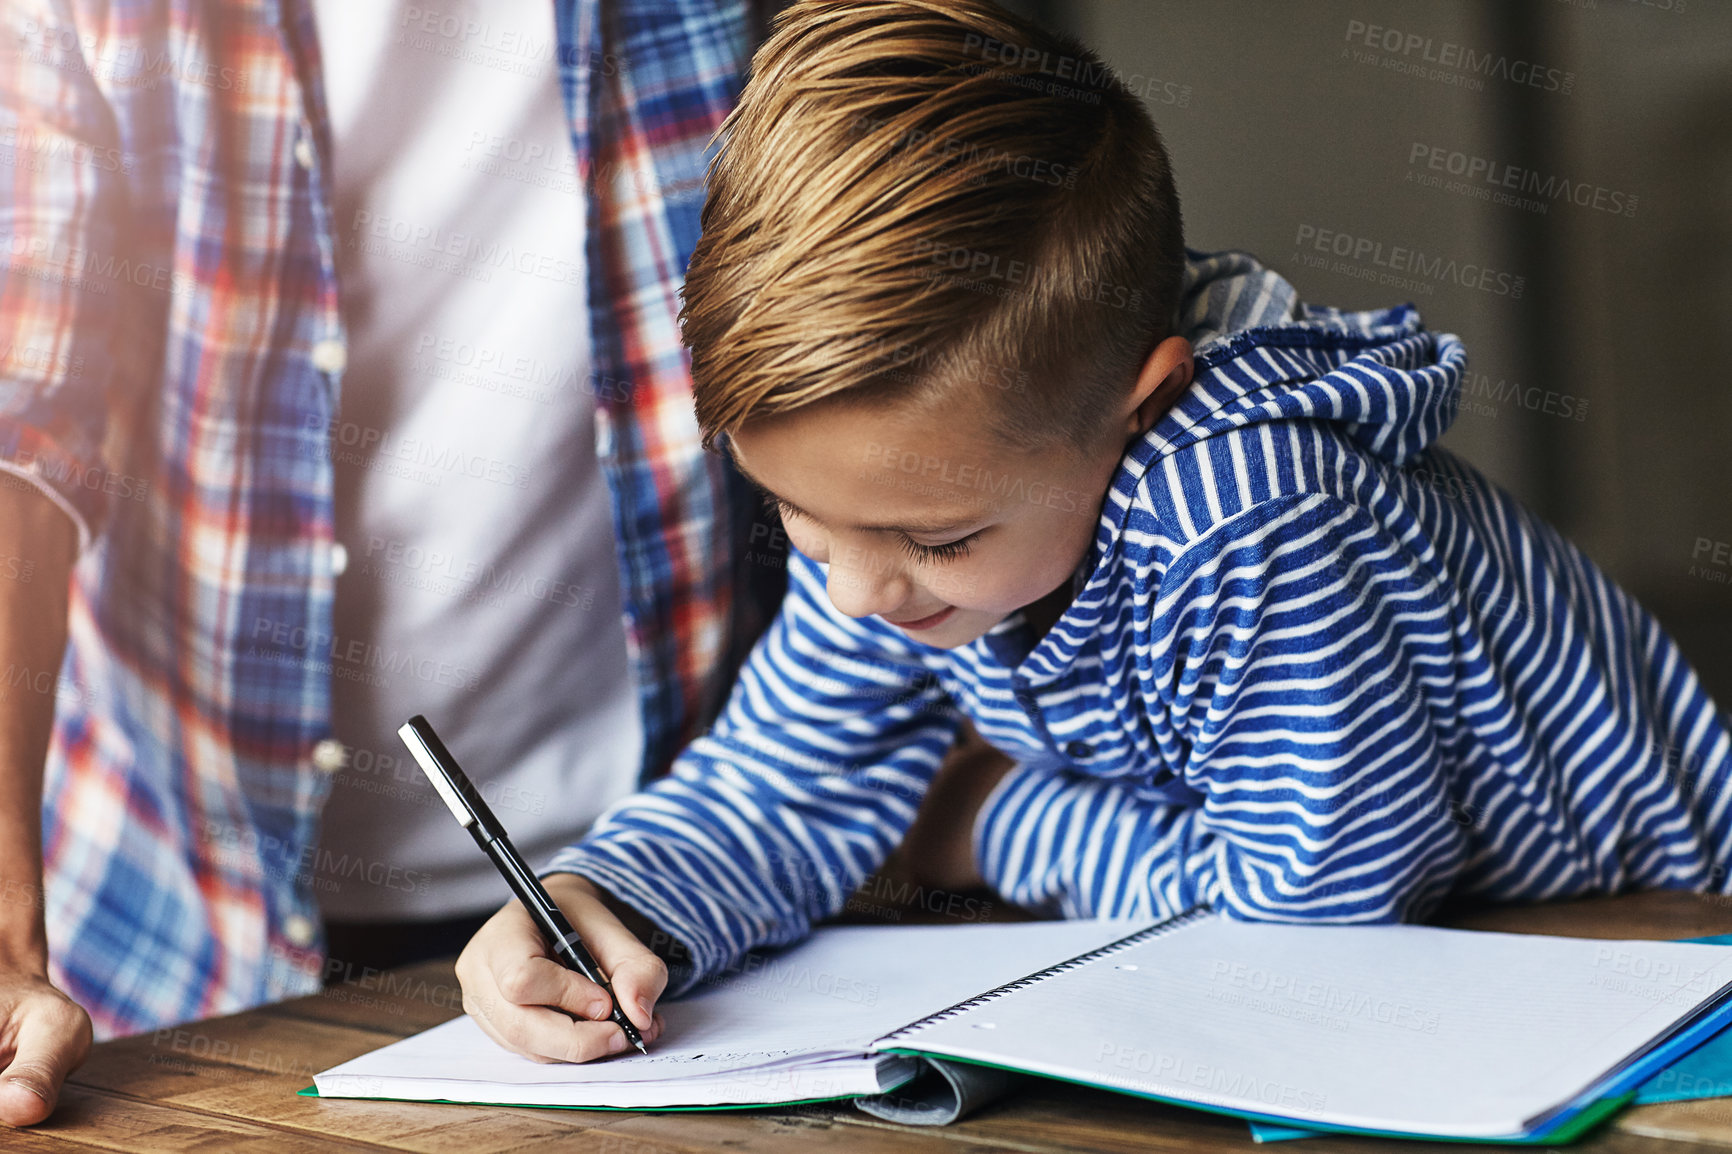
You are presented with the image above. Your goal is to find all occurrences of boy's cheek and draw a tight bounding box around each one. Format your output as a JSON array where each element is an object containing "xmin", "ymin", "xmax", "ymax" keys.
[{"xmin": 781, "ymin": 522, "xmax": 827, "ymax": 563}]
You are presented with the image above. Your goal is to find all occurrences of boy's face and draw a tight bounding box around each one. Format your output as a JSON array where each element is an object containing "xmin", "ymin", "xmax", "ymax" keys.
[
  {"xmin": 730, "ymin": 389, "xmax": 1117, "ymax": 649},
  {"xmin": 728, "ymin": 333, "xmax": 1192, "ymax": 649}
]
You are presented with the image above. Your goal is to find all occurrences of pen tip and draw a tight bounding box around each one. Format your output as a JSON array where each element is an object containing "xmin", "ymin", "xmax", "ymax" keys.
[{"xmin": 633, "ymin": 1038, "xmax": 648, "ymax": 1055}]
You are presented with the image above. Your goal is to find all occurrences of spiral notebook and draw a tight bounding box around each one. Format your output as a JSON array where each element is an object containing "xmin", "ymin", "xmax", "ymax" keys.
[{"xmin": 313, "ymin": 910, "xmax": 1732, "ymax": 1141}]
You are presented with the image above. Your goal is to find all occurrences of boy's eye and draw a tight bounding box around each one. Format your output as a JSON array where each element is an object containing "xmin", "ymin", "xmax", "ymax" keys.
[
  {"xmin": 899, "ymin": 534, "xmax": 977, "ymax": 563},
  {"xmin": 766, "ymin": 491, "xmax": 975, "ymax": 562}
]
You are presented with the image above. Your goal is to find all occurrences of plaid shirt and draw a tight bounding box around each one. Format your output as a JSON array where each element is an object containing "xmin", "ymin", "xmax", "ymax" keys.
[{"xmin": 0, "ymin": 0, "xmax": 767, "ymax": 1038}]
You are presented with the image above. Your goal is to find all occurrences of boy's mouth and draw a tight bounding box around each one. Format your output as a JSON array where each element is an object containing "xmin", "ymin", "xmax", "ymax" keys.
[{"xmin": 882, "ymin": 606, "xmax": 956, "ymax": 632}]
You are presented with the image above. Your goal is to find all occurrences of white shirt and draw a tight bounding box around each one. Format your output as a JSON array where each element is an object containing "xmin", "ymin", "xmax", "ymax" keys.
[{"xmin": 310, "ymin": 0, "xmax": 642, "ymax": 918}]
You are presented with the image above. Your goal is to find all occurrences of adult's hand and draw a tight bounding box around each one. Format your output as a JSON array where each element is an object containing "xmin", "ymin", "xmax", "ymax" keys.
[
  {"xmin": 0, "ymin": 483, "xmax": 83, "ymax": 1127},
  {"xmin": 0, "ymin": 970, "xmax": 92, "ymax": 1126},
  {"xmin": 455, "ymin": 873, "xmax": 668, "ymax": 1063}
]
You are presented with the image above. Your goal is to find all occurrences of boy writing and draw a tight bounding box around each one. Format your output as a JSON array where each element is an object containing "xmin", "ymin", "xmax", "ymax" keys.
[{"xmin": 457, "ymin": 0, "xmax": 1732, "ymax": 1061}]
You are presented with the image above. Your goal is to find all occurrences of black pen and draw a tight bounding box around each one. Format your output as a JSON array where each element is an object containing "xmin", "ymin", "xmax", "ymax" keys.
[{"xmin": 397, "ymin": 714, "xmax": 648, "ymax": 1055}]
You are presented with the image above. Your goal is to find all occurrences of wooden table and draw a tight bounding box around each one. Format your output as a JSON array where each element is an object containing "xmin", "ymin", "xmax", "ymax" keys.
[{"xmin": 18, "ymin": 891, "xmax": 1732, "ymax": 1152}]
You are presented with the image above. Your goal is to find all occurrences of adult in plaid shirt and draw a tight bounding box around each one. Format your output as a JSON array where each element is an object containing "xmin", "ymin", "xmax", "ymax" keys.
[{"xmin": 0, "ymin": 0, "xmax": 786, "ymax": 1125}]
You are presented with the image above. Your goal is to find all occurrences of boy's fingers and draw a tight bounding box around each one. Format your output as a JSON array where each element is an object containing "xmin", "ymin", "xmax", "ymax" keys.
[
  {"xmin": 493, "ymin": 955, "xmax": 611, "ymax": 1019},
  {"xmin": 457, "ymin": 880, "xmax": 672, "ymax": 1057},
  {"xmin": 459, "ymin": 891, "xmax": 666, "ymax": 1028},
  {"xmin": 605, "ymin": 955, "xmax": 669, "ymax": 1032},
  {"xmin": 560, "ymin": 892, "xmax": 670, "ymax": 1028},
  {"xmin": 466, "ymin": 996, "xmax": 634, "ymax": 1064},
  {"xmin": 462, "ymin": 899, "xmax": 623, "ymax": 1019}
]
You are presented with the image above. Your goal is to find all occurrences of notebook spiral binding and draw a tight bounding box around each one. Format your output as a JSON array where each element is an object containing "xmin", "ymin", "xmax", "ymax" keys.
[{"xmin": 875, "ymin": 907, "xmax": 1211, "ymax": 1047}]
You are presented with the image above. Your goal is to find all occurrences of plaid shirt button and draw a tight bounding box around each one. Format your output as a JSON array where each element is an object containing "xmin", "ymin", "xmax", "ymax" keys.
[
  {"xmin": 284, "ymin": 915, "xmax": 317, "ymax": 949},
  {"xmin": 310, "ymin": 338, "xmax": 347, "ymax": 375},
  {"xmin": 311, "ymin": 739, "xmax": 348, "ymax": 773}
]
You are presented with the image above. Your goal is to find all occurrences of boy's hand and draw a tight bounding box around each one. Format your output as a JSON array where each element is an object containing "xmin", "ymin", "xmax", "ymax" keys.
[{"xmin": 455, "ymin": 873, "xmax": 667, "ymax": 1063}]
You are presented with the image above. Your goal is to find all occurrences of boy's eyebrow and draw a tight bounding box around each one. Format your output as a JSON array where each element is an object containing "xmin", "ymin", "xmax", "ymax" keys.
[{"xmin": 728, "ymin": 447, "xmax": 980, "ymax": 536}]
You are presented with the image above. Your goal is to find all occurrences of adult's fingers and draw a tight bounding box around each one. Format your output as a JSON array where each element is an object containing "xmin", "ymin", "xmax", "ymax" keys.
[{"xmin": 0, "ymin": 989, "xmax": 92, "ymax": 1127}]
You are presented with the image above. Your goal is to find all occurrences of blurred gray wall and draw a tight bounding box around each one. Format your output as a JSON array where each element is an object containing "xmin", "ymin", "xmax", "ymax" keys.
[{"xmin": 1010, "ymin": 0, "xmax": 1732, "ymax": 700}]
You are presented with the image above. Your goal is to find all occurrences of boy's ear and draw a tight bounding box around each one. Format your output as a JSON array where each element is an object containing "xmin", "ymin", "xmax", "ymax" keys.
[{"xmin": 1124, "ymin": 336, "xmax": 1194, "ymax": 438}]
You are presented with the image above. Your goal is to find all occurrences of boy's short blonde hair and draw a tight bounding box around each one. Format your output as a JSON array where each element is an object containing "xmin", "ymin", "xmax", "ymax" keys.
[{"xmin": 682, "ymin": 0, "xmax": 1185, "ymax": 450}]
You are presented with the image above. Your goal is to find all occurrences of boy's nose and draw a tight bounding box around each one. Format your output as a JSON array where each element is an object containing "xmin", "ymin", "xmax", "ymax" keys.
[{"xmin": 825, "ymin": 544, "xmax": 910, "ymax": 620}]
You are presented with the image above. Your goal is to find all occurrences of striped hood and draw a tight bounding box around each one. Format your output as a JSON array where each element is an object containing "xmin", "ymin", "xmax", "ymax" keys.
[{"xmin": 1147, "ymin": 250, "xmax": 1468, "ymax": 470}]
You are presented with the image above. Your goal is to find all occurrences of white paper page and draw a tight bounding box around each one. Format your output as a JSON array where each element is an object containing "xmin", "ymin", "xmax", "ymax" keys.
[
  {"xmin": 318, "ymin": 1017, "xmax": 906, "ymax": 1108},
  {"xmin": 316, "ymin": 918, "xmax": 1146, "ymax": 1108},
  {"xmin": 888, "ymin": 914, "xmax": 1732, "ymax": 1138}
]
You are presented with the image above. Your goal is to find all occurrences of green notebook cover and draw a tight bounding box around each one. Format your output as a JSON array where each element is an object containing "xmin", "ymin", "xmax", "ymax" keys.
[
  {"xmin": 297, "ymin": 1084, "xmax": 855, "ymax": 1112},
  {"xmin": 877, "ymin": 1050, "xmax": 1633, "ymax": 1145}
]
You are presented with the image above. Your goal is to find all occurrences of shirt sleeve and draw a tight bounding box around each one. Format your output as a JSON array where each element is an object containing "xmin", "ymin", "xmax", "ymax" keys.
[
  {"xmin": 545, "ymin": 549, "xmax": 961, "ymax": 993},
  {"xmin": 0, "ymin": 6, "xmax": 130, "ymax": 550},
  {"xmin": 975, "ymin": 492, "xmax": 1469, "ymax": 924}
]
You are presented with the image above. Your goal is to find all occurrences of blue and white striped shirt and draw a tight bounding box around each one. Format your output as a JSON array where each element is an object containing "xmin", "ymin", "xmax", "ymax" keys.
[{"xmin": 547, "ymin": 252, "xmax": 1732, "ymax": 992}]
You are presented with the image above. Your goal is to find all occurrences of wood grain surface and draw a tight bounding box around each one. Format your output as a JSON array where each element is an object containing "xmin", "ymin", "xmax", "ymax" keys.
[{"xmin": 15, "ymin": 891, "xmax": 1732, "ymax": 1151}]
